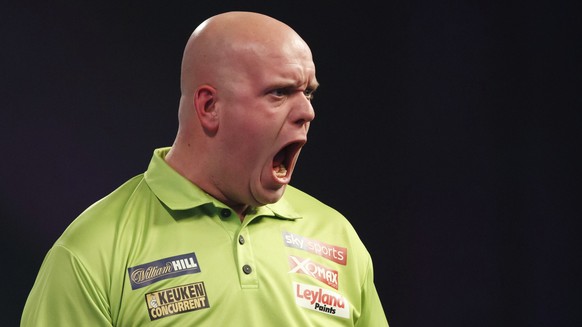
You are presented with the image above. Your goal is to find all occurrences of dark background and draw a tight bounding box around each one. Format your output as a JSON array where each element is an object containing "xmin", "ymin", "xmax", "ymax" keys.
[{"xmin": 2, "ymin": 1, "xmax": 580, "ymax": 326}]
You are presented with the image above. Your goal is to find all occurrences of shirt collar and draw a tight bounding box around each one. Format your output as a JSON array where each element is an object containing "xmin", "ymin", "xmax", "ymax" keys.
[{"xmin": 144, "ymin": 147, "xmax": 301, "ymax": 220}]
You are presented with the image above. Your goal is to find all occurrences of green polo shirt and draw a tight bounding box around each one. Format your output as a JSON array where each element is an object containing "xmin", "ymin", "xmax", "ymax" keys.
[{"xmin": 22, "ymin": 147, "xmax": 388, "ymax": 326}]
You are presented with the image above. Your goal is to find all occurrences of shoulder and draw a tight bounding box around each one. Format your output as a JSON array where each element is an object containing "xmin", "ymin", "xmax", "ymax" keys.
[
  {"xmin": 282, "ymin": 185, "xmax": 367, "ymax": 252},
  {"xmin": 280, "ymin": 185, "xmax": 373, "ymax": 279},
  {"xmin": 283, "ymin": 185, "xmax": 345, "ymax": 220},
  {"xmin": 55, "ymin": 174, "xmax": 148, "ymax": 257}
]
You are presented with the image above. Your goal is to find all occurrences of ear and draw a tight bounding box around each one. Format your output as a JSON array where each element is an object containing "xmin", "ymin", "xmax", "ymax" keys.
[{"xmin": 194, "ymin": 85, "xmax": 219, "ymax": 135}]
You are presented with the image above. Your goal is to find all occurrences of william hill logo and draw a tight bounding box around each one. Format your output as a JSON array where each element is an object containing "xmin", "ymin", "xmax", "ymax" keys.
[
  {"xmin": 145, "ymin": 282, "xmax": 209, "ymax": 320},
  {"xmin": 127, "ymin": 253, "xmax": 201, "ymax": 290}
]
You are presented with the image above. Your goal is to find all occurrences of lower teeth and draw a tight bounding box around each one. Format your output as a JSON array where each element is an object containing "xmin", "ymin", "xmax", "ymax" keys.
[{"xmin": 275, "ymin": 164, "xmax": 287, "ymax": 177}]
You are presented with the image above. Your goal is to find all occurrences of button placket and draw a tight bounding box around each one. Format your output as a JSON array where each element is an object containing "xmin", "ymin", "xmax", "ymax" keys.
[
  {"xmin": 236, "ymin": 228, "xmax": 258, "ymax": 288},
  {"xmin": 216, "ymin": 207, "xmax": 239, "ymax": 242},
  {"xmin": 220, "ymin": 208, "xmax": 231, "ymax": 219}
]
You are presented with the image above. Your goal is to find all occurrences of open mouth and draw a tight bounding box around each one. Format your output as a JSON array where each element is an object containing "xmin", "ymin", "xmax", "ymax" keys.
[{"xmin": 272, "ymin": 141, "xmax": 304, "ymax": 179}]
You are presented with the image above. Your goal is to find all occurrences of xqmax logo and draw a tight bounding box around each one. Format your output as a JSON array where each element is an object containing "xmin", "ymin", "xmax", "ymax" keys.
[{"xmin": 289, "ymin": 255, "xmax": 339, "ymax": 289}]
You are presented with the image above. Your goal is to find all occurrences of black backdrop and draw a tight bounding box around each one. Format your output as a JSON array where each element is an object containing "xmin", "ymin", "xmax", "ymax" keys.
[{"xmin": 2, "ymin": 1, "xmax": 580, "ymax": 326}]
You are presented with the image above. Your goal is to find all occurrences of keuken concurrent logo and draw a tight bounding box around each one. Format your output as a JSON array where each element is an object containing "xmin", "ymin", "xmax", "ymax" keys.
[{"xmin": 145, "ymin": 282, "xmax": 209, "ymax": 320}]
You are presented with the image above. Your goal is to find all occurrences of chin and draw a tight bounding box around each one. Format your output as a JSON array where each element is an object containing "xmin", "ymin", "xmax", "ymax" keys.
[{"xmin": 253, "ymin": 185, "xmax": 286, "ymax": 205}]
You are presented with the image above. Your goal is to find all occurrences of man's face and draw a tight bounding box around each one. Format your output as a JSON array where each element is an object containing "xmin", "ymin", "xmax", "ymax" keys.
[{"xmin": 212, "ymin": 39, "xmax": 318, "ymax": 207}]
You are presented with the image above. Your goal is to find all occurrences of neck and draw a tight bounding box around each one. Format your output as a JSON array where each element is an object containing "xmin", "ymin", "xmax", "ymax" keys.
[{"xmin": 166, "ymin": 143, "xmax": 250, "ymax": 223}]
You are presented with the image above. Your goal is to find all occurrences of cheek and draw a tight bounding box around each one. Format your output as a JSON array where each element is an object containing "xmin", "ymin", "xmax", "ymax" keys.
[
  {"xmin": 220, "ymin": 105, "xmax": 283, "ymax": 159},
  {"xmin": 228, "ymin": 115, "xmax": 278, "ymax": 148}
]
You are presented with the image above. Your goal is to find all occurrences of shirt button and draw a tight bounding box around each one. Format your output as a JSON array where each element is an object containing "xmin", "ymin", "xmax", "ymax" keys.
[
  {"xmin": 238, "ymin": 235, "xmax": 245, "ymax": 245},
  {"xmin": 220, "ymin": 209, "xmax": 231, "ymax": 218},
  {"xmin": 242, "ymin": 264, "xmax": 252, "ymax": 274}
]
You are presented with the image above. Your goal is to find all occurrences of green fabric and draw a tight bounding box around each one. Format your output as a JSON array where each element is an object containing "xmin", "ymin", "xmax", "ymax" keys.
[{"xmin": 22, "ymin": 147, "xmax": 388, "ymax": 326}]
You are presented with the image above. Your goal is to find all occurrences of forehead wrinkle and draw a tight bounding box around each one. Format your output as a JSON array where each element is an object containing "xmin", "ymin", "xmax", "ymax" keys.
[
  {"xmin": 256, "ymin": 43, "xmax": 317, "ymax": 86},
  {"xmin": 279, "ymin": 63, "xmax": 318, "ymax": 90}
]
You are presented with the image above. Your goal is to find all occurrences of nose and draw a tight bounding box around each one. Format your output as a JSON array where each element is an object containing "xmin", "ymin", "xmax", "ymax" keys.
[{"xmin": 292, "ymin": 95, "xmax": 316, "ymax": 128}]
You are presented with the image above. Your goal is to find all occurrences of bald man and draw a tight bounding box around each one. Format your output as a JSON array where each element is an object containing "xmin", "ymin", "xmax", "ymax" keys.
[{"xmin": 22, "ymin": 12, "xmax": 389, "ymax": 326}]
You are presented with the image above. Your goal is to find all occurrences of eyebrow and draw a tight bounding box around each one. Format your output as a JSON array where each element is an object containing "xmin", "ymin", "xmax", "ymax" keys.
[{"xmin": 309, "ymin": 80, "xmax": 320, "ymax": 90}]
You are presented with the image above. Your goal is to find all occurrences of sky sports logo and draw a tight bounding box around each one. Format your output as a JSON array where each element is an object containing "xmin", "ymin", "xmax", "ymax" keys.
[
  {"xmin": 127, "ymin": 253, "xmax": 201, "ymax": 290},
  {"xmin": 282, "ymin": 231, "xmax": 347, "ymax": 265},
  {"xmin": 288, "ymin": 255, "xmax": 339, "ymax": 289}
]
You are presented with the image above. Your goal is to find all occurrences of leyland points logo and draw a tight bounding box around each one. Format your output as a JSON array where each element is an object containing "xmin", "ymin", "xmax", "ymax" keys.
[
  {"xmin": 145, "ymin": 282, "xmax": 209, "ymax": 320},
  {"xmin": 293, "ymin": 282, "xmax": 350, "ymax": 319},
  {"xmin": 127, "ymin": 253, "xmax": 201, "ymax": 290}
]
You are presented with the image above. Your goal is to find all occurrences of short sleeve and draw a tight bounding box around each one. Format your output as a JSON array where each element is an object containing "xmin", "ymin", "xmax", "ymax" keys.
[
  {"xmin": 355, "ymin": 258, "xmax": 389, "ymax": 327},
  {"xmin": 21, "ymin": 245, "xmax": 112, "ymax": 327}
]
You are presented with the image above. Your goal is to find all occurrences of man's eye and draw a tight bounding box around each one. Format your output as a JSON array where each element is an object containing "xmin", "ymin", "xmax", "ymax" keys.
[
  {"xmin": 304, "ymin": 89, "xmax": 315, "ymax": 101},
  {"xmin": 270, "ymin": 88, "xmax": 288, "ymax": 97},
  {"xmin": 269, "ymin": 88, "xmax": 315, "ymax": 100}
]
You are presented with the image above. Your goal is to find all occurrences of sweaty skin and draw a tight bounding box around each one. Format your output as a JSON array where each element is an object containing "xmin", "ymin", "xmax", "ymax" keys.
[{"xmin": 165, "ymin": 12, "xmax": 318, "ymax": 221}]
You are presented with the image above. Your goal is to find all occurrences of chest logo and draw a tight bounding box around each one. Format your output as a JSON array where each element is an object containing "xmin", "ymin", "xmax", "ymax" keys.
[
  {"xmin": 293, "ymin": 282, "xmax": 350, "ymax": 319},
  {"xmin": 289, "ymin": 255, "xmax": 339, "ymax": 289},
  {"xmin": 282, "ymin": 231, "xmax": 348, "ymax": 265},
  {"xmin": 128, "ymin": 252, "xmax": 201, "ymax": 290},
  {"xmin": 145, "ymin": 282, "xmax": 210, "ymax": 320}
]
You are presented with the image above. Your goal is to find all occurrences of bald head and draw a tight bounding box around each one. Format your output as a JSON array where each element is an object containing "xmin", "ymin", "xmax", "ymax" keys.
[
  {"xmin": 167, "ymin": 11, "xmax": 317, "ymax": 215},
  {"xmin": 180, "ymin": 11, "xmax": 310, "ymax": 96}
]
